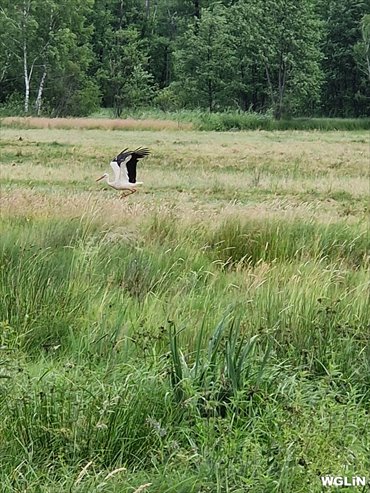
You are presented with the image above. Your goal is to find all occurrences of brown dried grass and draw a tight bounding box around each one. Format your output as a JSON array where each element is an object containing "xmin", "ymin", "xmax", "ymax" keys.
[
  {"xmin": 0, "ymin": 116, "xmax": 192, "ymax": 131},
  {"xmin": 0, "ymin": 189, "xmax": 350, "ymax": 226}
]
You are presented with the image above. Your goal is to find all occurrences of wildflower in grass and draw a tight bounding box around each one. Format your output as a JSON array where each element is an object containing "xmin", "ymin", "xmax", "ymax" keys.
[
  {"xmin": 96, "ymin": 422, "xmax": 108, "ymax": 430},
  {"xmin": 146, "ymin": 417, "xmax": 167, "ymax": 437}
]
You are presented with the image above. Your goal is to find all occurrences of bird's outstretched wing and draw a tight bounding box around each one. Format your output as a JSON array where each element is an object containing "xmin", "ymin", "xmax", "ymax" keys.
[
  {"xmin": 109, "ymin": 161, "xmax": 121, "ymax": 182},
  {"xmin": 114, "ymin": 147, "xmax": 150, "ymax": 183}
]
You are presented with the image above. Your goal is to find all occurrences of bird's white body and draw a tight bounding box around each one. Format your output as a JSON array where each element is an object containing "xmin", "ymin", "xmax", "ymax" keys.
[
  {"xmin": 100, "ymin": 162, "xmax": 143, "ymax": 190},
  {"xmin": 96, "ymin": 149, "xmax": 149, "ymax": 197},
  {"xmin": 104, "ymin": 178, "xmax": 143, "ymax": 190}
]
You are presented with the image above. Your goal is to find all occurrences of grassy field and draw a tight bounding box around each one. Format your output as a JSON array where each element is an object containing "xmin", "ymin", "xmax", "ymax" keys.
[{"xmin": 0, "ymin": 121, "xmax": 369, "ymax": 492}]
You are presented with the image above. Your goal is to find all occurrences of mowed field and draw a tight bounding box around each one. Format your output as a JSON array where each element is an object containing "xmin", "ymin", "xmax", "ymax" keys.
[{"xmin": 0, "ymin": 122, "xmax": 369, "ymax": 492}]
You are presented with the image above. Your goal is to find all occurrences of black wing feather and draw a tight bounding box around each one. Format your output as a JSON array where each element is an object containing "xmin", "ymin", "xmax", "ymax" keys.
[
  {"xmin": 126, "ymin": 159, "xmax": 137, "ymax": 183},
  {"xmin": 115, "ymin": 148, "xmax": 129, "ymax": 166},
  {"xmin": 114, "ymin": 147, "xmax": 150, "ymax": 184}
]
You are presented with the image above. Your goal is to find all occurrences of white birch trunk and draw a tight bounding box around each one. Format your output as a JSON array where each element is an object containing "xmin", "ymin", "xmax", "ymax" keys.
[
  {"xmin": 22, "ymin": 0, "xmax": 31, "ymax": 113},
  {"xmin": 35, "ymin": 66, "xmax": 47, "ymax": 115},
  {"xmin": 23, "ymin": 40, "xmax": 30, "ymax": 113}
]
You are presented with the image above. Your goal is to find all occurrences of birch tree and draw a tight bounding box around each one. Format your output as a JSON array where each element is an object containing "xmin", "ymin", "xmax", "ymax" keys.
[
  {"xmin": 0, "ymin": 0, "xmax": 95, "ymax": 115},
  {"xmin": 2, "ymin": 0, "xmax": 56, "ymax": 113},
  {"xmin": 0, "ymin": 1, "xmax": 37, "ymax": 112}
]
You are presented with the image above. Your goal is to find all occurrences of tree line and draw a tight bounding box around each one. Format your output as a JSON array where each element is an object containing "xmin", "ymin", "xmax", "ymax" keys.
[{"xmin": 0, "ymin": 0, "xmax": 369, "ymax": 118}]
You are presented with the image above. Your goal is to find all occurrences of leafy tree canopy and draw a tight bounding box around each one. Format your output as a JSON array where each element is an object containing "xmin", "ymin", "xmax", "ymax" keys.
[{"xmin": 0, "ymin": 0, "xmax": 368, "ymax": 117}]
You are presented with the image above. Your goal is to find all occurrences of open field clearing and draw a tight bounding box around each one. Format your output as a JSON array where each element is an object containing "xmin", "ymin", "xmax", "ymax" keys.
[{"xmin": 0, "ymin": 125, "xmax": 369, "ymax": 492}]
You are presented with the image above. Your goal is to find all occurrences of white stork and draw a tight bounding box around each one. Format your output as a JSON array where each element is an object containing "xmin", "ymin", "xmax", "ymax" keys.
[{"xmin": 96, "ymin": 147, "xmax": 150, "ymax": 198}]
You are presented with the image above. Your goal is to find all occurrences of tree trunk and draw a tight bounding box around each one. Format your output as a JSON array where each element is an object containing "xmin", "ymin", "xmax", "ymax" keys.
[
  {"xmin": 361, "ymin": 17, "xmax": 370, "ymax": 81},
  {"xmin": 275, "ymin": 55, "xmax": 287, "ymax": 120},
  {"xmin": 264, "ymin": 63, "xmax": 275, "ymax": 109},
  {"xmin": 164, "ymin": 44, "xmax": 170, "ymax": 85},
  {"xmin": 145, "ymin": 0, "xmax": 150, "ymax": 18},
  {"xmin": 0, "ymin": 54, "xmax": 10, "ymax": 83},
  {"xmin": 118, "ymin": 0, "xmax": 124, "ymax": 28},
  {"xmin": 114, "ymin": 94, "xmax": 123, "ymax": 118},
  {"xmin": 23, "ymin": 41, "xmax": 30, "ymax": 113},
  {"xmin": 194, "ymin": 0, "xmax": 200, "ymax": 19},
  {"xmin": 208, "ymin": 79, "xmax": 213, "ymax": 112},
  {"xmin": 22, "ymin": 0, "xmax": 32, "ymax": 114},
  {"xmin": 35, "ymin": 66, "xmax": 47, "ymax": 115}
]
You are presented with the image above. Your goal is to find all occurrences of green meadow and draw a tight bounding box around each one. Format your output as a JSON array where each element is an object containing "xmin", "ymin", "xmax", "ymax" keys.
[{"xmin": 0, "ymin": 121, "xmax": 369, "ymax": 492}]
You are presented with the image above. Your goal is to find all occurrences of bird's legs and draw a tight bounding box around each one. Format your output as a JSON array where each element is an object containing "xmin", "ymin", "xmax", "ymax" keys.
[{"xmin": 120, "ymin": 189, "xmax": 137, "ymax": 199}]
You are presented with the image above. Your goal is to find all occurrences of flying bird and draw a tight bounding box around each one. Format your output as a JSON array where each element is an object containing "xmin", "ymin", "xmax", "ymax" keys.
[{"xmin": 96, "ymin": 147, "xmax": 150, "ymax": 197}]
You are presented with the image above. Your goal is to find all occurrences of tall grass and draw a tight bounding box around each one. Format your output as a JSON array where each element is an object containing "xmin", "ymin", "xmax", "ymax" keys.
[
  {"xmin": 1, "ymin": 214, "xmax": 368, "ymax": 354},
  {"xmin": 92, "ymin": 108, "xmax": 370, "ymax": 131},
  {"xmin": 146, "ymin": 212, "xmax": 369, "ymax": 267},
  {"xmin": 1, "ymin": 113, "xmax": 370, "ymax": 132},
  {"xmin": 196, "ymin": 112, "xmax": 370, "ymax": 131},
  {"xmin": 1, "ymin": 210, "xmax": 369, "ymax": 491}
]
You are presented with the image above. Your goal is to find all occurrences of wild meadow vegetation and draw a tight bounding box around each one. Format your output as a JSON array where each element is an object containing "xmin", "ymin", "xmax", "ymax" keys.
[
  {"xmin": 2, "ymin": 114, "xmax": 370, "ymax": 133},
  {"xmin": 0, "ymin": 121, "xmax": 369, "ymax": 492}
]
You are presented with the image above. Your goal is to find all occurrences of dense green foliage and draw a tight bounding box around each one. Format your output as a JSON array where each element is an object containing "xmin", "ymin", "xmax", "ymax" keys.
[{"xmin": 1, "ymin": 0, "xmax": 369, "ymax": 117}]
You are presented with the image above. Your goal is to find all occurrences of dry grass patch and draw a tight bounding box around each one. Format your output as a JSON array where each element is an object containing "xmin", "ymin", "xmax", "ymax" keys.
[
  {"xmin": 0, "ymin": 116, "xmax": 192, "ymax": 131},
  {"xmin": 0, "ymin": 188, "xmax": 358, "ymax": 226}
]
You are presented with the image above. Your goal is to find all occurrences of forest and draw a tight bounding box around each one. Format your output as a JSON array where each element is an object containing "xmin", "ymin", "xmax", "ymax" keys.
[{"xmin": 0, "ymin": 0, "xmax": 369, "ymax": 119}]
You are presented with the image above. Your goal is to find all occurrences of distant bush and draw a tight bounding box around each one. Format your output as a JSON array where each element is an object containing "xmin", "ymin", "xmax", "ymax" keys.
[
  {"xmin": 66, "ymin": 80, "xmax": 102, "ymax": 117},
  {"xmin": 0, "ymin": 93, "xmax": 25, "ymax": 117},
  {"xmin": 153, "ymin": 86, "xmax": 182, "ymax": 112}
]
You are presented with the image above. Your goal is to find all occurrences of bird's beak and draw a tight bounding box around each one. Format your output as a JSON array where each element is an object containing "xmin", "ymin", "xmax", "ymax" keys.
[{"xmin": 96, "ymin": 175, "xmax": 105, "ymax": 182}]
